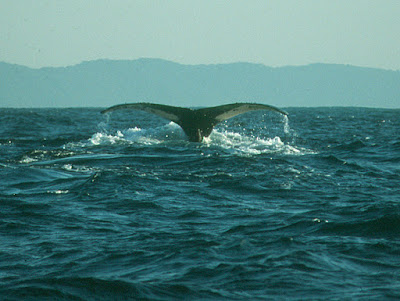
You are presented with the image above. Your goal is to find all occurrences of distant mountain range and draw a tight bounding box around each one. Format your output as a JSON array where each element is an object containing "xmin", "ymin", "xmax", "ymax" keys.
[{"xmin": 1, "ymin": 58, "xmax": 399, "ymax": 108}]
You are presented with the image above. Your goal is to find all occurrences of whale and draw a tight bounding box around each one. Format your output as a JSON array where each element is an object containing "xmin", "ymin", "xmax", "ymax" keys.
[{"xmin": 101, "ymin": 102, "xmax": 288, "ymax": 142}]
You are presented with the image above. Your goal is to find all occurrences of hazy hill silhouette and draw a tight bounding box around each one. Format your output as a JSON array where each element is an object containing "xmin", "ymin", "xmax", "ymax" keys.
[{"xmin": 1, "ymin": 58, "xmax": 399, "ymax": 108}]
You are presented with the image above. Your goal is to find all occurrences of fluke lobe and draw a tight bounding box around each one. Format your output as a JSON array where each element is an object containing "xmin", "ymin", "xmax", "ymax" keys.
[{"xmin": 101, "ymin": 103, "xmax": 288, "ymax": 142}]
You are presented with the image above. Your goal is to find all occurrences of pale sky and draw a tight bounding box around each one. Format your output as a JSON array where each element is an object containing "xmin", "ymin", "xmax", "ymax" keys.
[{"xmin": 1, "ymin": 0, "xmax": 400, "ymax": 70}]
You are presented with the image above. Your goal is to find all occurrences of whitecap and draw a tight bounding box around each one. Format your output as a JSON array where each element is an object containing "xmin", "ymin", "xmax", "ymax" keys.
[
  {"xmin": 19, "ymin": 156, "xmax": 38, "ymax": 164},
  {"xmin": 47, "ymin": 190, "xmax": 69, "ymax": 195},
  {"xmin": 63, "ymin": 164, "xmax": 73, "ymax": 171}
]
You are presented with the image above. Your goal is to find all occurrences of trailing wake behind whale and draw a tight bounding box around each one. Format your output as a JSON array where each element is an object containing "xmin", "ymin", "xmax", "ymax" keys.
[{"xmin": 101, "ymin": 102, "xmax": 288, "ymax": 142}]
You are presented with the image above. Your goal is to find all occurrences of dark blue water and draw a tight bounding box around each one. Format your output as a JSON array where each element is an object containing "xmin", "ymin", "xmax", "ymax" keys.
[{"xmin": 0, "ymin": 107, "xmax": 399, "ymax": 300}]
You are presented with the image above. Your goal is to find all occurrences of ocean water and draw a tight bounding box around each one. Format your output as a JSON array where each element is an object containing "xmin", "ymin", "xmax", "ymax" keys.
[{"xmin": 0, "ymin": 107, "xmax": 399, "ymax": 300}]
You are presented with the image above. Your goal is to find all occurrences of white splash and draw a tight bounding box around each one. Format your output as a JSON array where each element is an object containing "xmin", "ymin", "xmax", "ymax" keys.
[
  {"xmin": 89, "ymin": 131, "xmax": 126, "ymax": 145},
  {"xmin": 87, "ymin": 122, "xmax": 186, "ymax": 146},
  {"xmin": 206, "ymin": 129, "xmax": 306, "ymax": 156},
  {"xmin": 83, "ymin": 120, "xmax": 312, "ymax": 156}
]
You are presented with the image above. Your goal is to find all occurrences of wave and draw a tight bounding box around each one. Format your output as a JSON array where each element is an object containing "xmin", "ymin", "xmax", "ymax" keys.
[
  {"xmin": 320, "ymin": 213, "xmax": 400, "ymax": 238},
  {"xmin": 1, "ymin": 276, "xmax": 227, "ymax": 300},
  {"xmin": 333, "ymin": 139, "xmax": 367, "ymax": 151}
]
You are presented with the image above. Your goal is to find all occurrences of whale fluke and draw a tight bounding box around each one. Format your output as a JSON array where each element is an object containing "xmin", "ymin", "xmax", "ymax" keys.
[{"xmin": 101, "ymin": 102, "xmax": 288, "ymax": 142}]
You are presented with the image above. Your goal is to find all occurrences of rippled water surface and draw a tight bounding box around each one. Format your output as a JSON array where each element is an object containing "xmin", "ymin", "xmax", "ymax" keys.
[{"xmin": 0, "ymin": 107, "xmax": 399, "ymax": 300}]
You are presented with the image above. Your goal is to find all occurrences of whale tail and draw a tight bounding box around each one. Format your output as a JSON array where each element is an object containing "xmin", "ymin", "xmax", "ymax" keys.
[{"xmin": 101, "ymin": 102, "xmax": 287, "ymax": 142}]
